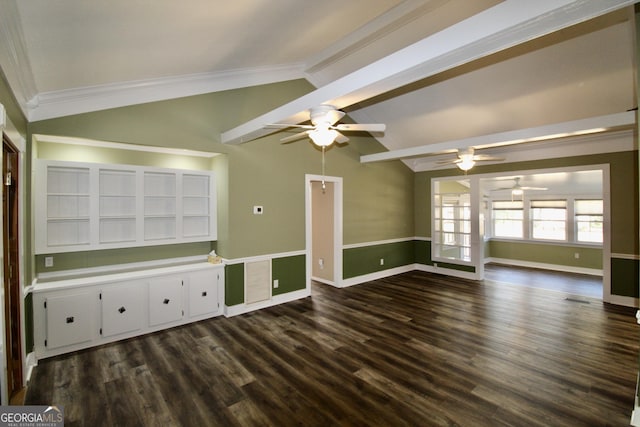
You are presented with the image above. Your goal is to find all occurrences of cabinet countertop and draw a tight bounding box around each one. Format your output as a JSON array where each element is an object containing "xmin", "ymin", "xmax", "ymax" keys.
[{"xmin": 32, "ymin": 262, "xmax": 224, "ymax": 293}]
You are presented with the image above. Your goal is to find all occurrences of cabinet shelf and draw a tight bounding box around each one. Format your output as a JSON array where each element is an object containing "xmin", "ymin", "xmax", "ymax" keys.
[
  {"xmin": 47, "ymin": 217, "xmax": 91, "ymax": 222},
  {"xmin": 36, "ymin": 160, "xmax": 217, "ymax": 254}
]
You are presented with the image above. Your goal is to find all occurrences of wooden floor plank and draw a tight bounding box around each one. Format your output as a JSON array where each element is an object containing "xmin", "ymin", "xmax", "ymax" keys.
[{"xmin": 26, "ymin": 270, "xmax": 639, "ymax": 426}]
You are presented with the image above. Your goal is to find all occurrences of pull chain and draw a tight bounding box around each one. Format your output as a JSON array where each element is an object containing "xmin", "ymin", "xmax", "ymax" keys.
[{"xmin": 321, "ymin": 146, "xmax": 326, "ymax": 193}]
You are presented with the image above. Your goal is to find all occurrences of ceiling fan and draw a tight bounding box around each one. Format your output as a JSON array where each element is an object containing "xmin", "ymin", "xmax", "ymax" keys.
[
  {"xmin": 267, "ymin": 105, "xmax": 386, "ymax": 147},
  {"xmin": 491, "ymin": 177, "xmax": 548, "ymax": 199},
  {"xmin": 436, "ymin": 148, "xmax": 505, "ymax": 171},
  {"xmin": 266, "ymin": 105, "xmax": 386, "ymax": 192}
]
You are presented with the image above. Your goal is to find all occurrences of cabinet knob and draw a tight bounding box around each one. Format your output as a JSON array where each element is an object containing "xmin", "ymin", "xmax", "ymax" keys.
[
  {"xmin": 201, "ymin": 291, "xmax": 207, "ymax": 297},
  {"xmin": 163, "ymin": 298, "xmax": 170, "ymax": 304},
  {"xmin": 118, "ymin": 306, "xmax": 126, "ymax": 314},
  {"xmin": 66, "ymin": 316, "xmax": 74, "ymax": 324}
]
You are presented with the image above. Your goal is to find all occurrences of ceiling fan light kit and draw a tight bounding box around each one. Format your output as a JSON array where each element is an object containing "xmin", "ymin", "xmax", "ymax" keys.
[
  {"xmin": 266, "ymin": 104, "xmax": 386, "ymax": 192},
  {"xmin": 457, "ymin": 153, "xmax": 476, "ymax": 171},
  {"xmin": 309, "ymin": 127, "xmax": 338, "ymax": 147},
  {"xmin": 437, "ymin": 147, "xmax": 505, "ymax": 172},
  {"xmin": 268, "ymin": 105, "xmax": 386, "ymax": 148}
]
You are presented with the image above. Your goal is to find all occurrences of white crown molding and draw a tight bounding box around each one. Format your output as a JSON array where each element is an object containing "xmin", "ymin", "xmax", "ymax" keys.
[
  {"xmin": 32, "ymin": 134, "xmax": 221, "ymax": 158},
  {"xmin": 0, "ymin": 0, "xmax": 38, "ymax": 115},
  {"xmin": 27, "ymin": 63, "xmax": 307, "ymax": 122}
]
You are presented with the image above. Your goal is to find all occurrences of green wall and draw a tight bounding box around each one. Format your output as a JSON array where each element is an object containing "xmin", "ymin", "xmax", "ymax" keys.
[
  {"xmin": 29, "ymin": 79, "xmax": 415, "ymax": 264},
  {"xmin": 415, "ymin": 151, "xmax": 639, "ymax": 297},
  {"xmin": 225, "ymin": 254, "xmax": 306, "ymax": 307},
  {"xmin": 272, "ymin": 255, "xmax": 306, "ymax": 295},
  {"xmin": 343, "ymin": 240, "xmax": 415, "ymax": 279},
  {"xmin": 611, "ymin": 257, "xmax": 639, "ymax": 298},
  {"xmin": 488, "ymin": 240, "xmax": 603, "ymax": 269},
  {"xmin": 415, "ymin": 151, "xmax": 638, "ymax": 254},
  {"xmin": 0, "ymin": 70, "xmax": 27, "ymax": 135}
]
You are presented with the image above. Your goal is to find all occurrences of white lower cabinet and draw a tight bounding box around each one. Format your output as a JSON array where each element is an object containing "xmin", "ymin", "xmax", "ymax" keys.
[
  {"xmin": 149, "ymin": 276, "xmax": 184, "ymax": 327},
  {"xmin": 44, "ymin": 292, "xmax": 95, "ymax": 350},
  {"xmin": 101, "ymin": 282, "xmax": 145, "ymax": 337},
  {"xmin": 188, "ymin": 268, "xmax": 220, "ymax": 317},
  {"xmin": 33, "ymin": 263, "xmax": 224, "ymax": 359}
]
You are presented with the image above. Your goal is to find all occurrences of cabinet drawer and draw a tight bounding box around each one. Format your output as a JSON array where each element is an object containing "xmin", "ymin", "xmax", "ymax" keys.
[
  {"xmin": 45, "ymin": 292, "xmax": 95, "ymax": 349},
  {"xmin": 188, "ymin": 270, "xmax": 219, "ymax": 317},
  {"xmin": 101, "ymin": 283, "xmax": 144, "ymax": 337},
  {"xmin": 149, "ymin": 276, "xmax": 183, "ymax": 326}
]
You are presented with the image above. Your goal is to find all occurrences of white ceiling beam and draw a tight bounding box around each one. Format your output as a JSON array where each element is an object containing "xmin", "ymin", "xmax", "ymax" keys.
[
  {"xmin": 221, "ymin": 0, "xmax": 637, "ymax": 145},
  {"xmin": 360, "ymin": 111, "xmax": 637, "ymax": 163}
]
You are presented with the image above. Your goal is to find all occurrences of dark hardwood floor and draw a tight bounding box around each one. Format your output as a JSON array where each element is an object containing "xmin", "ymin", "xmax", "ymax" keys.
[
  {"xmin": 26, "ymin": 271, "xmax": 638, "ymax": 426},
  {"xmin": 484, "ymin": 263, "xmax": 603, "ymax": 298}
]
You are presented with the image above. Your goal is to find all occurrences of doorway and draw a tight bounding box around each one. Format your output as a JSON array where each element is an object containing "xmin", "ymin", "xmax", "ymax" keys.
[
  {"xmin": 2, "ymin": 134, "xmax": 23, "ymax": 403},
  {"xmin": 306, "ymin": 175, "xmax": 343, "ymax": 288},
  {"xmin": 431, "ymin": 166, "xmax": 608, "ymax": 300}
]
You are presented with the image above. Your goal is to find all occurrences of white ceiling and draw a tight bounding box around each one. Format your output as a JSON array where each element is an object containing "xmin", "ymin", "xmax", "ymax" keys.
[
  {"xmin": 0, "ymin": 0, "xmax": 638, "ymax": 177},
  {"xmin": 480, "ymin": 169, "xmax": 603, "ymax": 198}
]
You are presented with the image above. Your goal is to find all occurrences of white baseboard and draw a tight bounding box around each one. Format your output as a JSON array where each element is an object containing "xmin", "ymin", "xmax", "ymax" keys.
[
  {"xmin": 339, "ymin": 265, "xmax": 415, "ymax": 288},
  {"xmin": 631, "ymin": 374, "xmax": 640, "ymax": 426},
  {"xmin": 414, "ymin": 263, "xmax": 479, "ymax": 280},
  {"xmin": 606, "ymin": 294, "xmax": 639, "ymax": 308},
  {"xmin": 25, "ymin": 352, "xmax": 37, "ymax": 383},
  {"xmin": 224, "ymin": 288, "xmax": 310, "ymax": 317},
  {"xmin": 311, "ymin": 276, "xmax": 337, "ymax": 287}
]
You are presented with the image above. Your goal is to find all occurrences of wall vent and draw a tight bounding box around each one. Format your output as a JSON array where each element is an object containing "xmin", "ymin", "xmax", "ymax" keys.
[{"xmin": 245, "ymin": 260, "xmax": 271, "ymax": 304}]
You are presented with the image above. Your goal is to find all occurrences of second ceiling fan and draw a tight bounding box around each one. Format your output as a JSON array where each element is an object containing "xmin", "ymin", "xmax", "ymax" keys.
[{"xmin": 436, "ymin": 147, "xmax": 505, "ymax": 171}]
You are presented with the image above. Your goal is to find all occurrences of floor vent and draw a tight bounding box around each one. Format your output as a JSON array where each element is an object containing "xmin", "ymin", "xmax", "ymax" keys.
[{"xmin": 565, "ymin": 297, "xmax": 590, "ymax": 304}]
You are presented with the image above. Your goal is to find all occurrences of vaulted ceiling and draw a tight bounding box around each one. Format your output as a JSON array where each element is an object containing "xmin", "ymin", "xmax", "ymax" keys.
[{"xmin": 1, "ymin": 0, "xmax": 638, "ymax": 173}]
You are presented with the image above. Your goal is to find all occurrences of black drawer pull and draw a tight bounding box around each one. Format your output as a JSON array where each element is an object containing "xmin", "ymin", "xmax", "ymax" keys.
[
  {"xmin": 201, "ymin": 291, "xmax": 207, "ymax": 297},
  {"xmin": 163, "ymin": 298, "xmax": 170, "ymax": 304},
  {"xmin": 118, "ymin": 306, "xmax": 126, "ymax": 314},
  {"xmin": 66, "ymin": 316, "xmax": 74, "ymax": 324}
]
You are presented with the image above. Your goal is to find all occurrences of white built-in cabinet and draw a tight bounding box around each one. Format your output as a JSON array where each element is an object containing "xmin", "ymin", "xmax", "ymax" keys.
[
  {"xmin": 32, "ymin": 263, "xmax": 224, "ymax": 359},
  {"xmin": 35, "ymin": 160, "xmax": 217, "ymax": 254}
]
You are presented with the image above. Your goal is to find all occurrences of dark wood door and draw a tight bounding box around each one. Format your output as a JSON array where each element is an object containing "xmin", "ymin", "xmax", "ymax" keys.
[{"xmin": 3, "ymin": 135, "xmax": 22, "ymax": 401}]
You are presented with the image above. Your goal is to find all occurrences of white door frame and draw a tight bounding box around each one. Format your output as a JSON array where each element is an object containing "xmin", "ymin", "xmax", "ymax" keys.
[
  {"xmin": 305, "ymin": 174, "xmax": 343, "ymax": 289},
  {"xmin": 0, "ymin": 104, "xmax": 27, "ymax": 404},
  {"xmin": 432, "ymin": 164, "xmax": 611, "ymax": 301}
]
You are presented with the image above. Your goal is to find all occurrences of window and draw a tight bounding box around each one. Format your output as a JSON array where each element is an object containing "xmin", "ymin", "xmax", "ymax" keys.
[
  {"xmin": 575, "ymin": 199, "xmax": 603, "ymax": 243},
  {"xmin": 433, "ymin": 192, "xmax": 471, "ymax": 262},
  {"xmin": 492, "ymin": 201, "xmax": 523, "ymax": 238},
  {"xmin": 531, "ymin": 200, "xmax": 566, "ymax": 241}
]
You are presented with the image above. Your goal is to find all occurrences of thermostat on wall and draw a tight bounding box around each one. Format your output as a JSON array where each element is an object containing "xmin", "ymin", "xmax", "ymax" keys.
[{"xmin": 253, "ymin": 206, "xmax": 263, "ymax": 215}]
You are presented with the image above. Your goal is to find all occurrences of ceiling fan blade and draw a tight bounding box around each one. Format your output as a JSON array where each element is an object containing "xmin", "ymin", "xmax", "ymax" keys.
[
  {"xmin": 325, "ymin": 110, "xmax": 345, "ymax": 125},
  {"xmin": 473, "ymin": 155, "xmax": 505, "ymax": 162},
  {"xmin": 335, "ymin": 132, "xmax": 349, "ymax": 144},
  {"xmin": 280, "ymin": 131, "xmax": 310, "ymax": 143},
  {"xmin": 435, "ymin": 158, "xmax": 461, "ymax": 165},
  {"xmin": 266, "ymin": 123, "xmax": 314, "ymax": 130},
  {"xmin": 335, "ymin": 123, "xmax": 386, "ymax": 132},
  {"xmin": 521, "ymin": 186, "xmax": 548, "ymax": 191}
]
